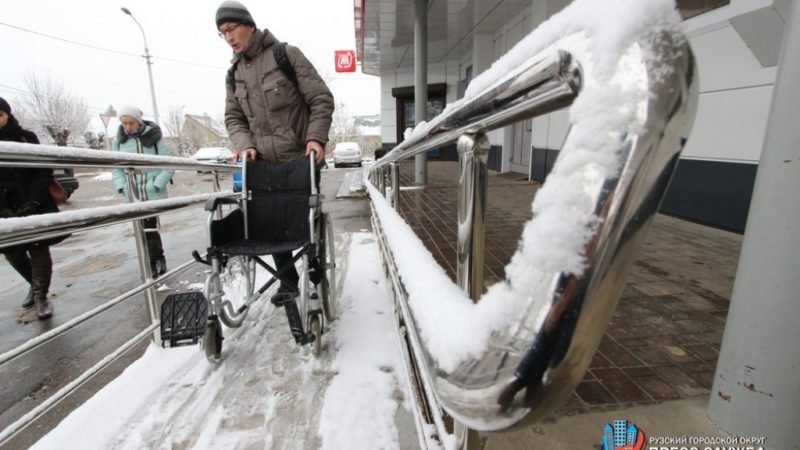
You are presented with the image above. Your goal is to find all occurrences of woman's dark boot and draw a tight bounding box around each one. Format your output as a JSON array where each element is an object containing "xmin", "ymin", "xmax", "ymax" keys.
[
  {"xmin": 33, "ymin": 292, "xmax": 52, "ymax": 320},
  {"xmin": 22, "ymin": 287, "xmax": 34, "ymax": 308},
  {"xmin": 29, "ymin": 247, "xmax": 53, "ymax": 320},
  {"xmin": 4, "ymin": 251, "xmax": 34, "ymax": 307}
]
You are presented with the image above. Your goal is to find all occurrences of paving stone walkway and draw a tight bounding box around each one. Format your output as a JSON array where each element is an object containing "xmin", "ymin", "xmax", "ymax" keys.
[{"xmin": 395, "ymin": 161, "xmax": 742, "ymax": 419}]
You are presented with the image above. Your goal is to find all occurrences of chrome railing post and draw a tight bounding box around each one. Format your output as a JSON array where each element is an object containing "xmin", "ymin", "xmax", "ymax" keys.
[
  {"xmin": 455, "ymin": 133, "xmax": 489, "ymax": 450},
  {"xmin": 124, "ymin": 168, "xmax": 160, "ymax": 344},
  {"xmin": 390, "ymin": 162, "xmax": 400, "ymax": 209},
  {"xmin": 456, "ymin": 133, "xmax": 489, "ymax": 301},
  {"xmin": 379, "ymin": 166, "xmax": 387, "ymax": 197},
  {"xmin": 212, "ymin": 170, "xmax": 223, "ymax": 220},
  {"xmin": 212, "ymin": 170, "xmax": 221, "ymax": 192}
]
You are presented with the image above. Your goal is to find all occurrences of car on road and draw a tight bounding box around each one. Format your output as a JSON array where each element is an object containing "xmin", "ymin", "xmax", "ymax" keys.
[
  {"xmin": 332, "ymin": 142, "xmax": 362, "ymax": 168},
  {"xmin": 192, "ymin": 147, "xmax": 233, "ymax": 172},
  {"xmin": 53, "ymin": 168, "xmax": 79, "ymax": 197},
  {"xmin": 192, "ymin": 147, "xmax": 233, "ymax": 164}
]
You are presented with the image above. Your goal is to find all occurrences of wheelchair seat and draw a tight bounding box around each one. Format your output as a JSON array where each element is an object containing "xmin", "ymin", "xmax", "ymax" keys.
[{"xmin": 209, "ymin": 159, "xmax": 313, "ymax": 257}]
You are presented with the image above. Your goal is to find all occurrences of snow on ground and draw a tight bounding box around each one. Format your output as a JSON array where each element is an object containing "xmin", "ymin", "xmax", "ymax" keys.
[{"xmin": 31, "ymin": 232, "xmax": 413, "ymax": 450}]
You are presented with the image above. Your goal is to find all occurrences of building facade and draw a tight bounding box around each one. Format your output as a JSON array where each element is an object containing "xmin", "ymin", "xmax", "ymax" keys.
[{"xmin": 358, "ymin": 0, "xmax": 790, "ymax": 232}]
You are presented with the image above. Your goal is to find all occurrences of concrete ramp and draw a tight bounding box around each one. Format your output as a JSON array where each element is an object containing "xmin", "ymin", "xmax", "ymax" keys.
[{"xmin": 30, "ymin": 231, "xmax": 419, "ymax": 450}]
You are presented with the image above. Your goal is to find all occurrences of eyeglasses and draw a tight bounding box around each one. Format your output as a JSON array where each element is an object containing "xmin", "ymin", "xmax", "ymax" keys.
[{"xmin": 218, "ymin": 23, "xmax": 242, "ymax": 38}]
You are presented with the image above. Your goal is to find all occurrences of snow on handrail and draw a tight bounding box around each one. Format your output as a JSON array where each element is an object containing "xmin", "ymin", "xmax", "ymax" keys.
[
  {"xmin": 368, "ymin": 0, "xmax": 698, "ymax": 432},
  {"xmin": 0, "ymin": 140, "xmax": 237, "ymax": 172}
]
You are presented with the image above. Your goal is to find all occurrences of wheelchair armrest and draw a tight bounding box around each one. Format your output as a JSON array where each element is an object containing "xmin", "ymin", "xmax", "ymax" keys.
[{"xmin": 205, "ymin": 196, "xmax": 240, "ymax": 211}]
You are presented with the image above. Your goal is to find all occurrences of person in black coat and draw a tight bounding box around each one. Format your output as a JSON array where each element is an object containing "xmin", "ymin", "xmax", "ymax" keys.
[{"xmin": 0, "ymin": 97, "xmax": 64, "ymax": 320}]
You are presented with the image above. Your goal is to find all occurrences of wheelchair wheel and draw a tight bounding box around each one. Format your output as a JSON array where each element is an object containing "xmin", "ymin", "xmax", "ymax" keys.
[
  {"xmin": 218, "ymin": 255, "xmax": 255, "ymax": 327},
  {"xmin": 319, "ymin": 213, "xmax": 337, "ymax": 321},
  {"xmin": 309, "ymin": 314, "xmax": 322, "ymax": 357},
  {"xmin": 203, "ymin": 316, "xmax": 223, "ymax": 362}
]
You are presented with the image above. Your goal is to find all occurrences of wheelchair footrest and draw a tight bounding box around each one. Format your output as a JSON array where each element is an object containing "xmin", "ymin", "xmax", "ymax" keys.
[
  {"xmin": 276, "ymin": 296, "xmax": 316, "ymax": 346},
  {"xmin": 161, "ymin": 292, "xmax": 208, "ymax": 348}
]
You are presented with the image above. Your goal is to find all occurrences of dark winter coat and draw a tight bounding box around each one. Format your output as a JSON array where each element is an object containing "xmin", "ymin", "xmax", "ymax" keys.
[
  {"xmin": 225, "ymin": 29, "xmax": 334, "ymax": 163},
  {"xmin": 0, "ymin": 114, "xmax": 65, "ymax": 252},
  {"xmin": 111, "ymin": 121, "xmax": 174, "ymax": 202}
]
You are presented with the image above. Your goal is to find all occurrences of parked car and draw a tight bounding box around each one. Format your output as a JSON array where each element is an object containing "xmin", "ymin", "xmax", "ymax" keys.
[
  {"xmin": 193, "ymin": 147, "xmax": 233, "ymax": 163},
  {"xmin": 332, "ymin": 142, "xmax": 363, "ymax": 168},
  {"xmin": 192, "ymin": 147, "xmax": 233, "ymax": 172},
  {"xmin": 53, "ymin": 168, "xmax": 79, "ymax": 198}
]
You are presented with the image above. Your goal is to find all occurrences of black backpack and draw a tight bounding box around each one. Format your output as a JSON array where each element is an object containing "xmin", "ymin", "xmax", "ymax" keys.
[{"xmin": 226, "ymin": 42, "xmax": 298, "ymax": 90}]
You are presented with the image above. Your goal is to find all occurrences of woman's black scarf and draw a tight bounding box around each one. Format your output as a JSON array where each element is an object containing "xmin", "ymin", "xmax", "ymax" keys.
[
  {"xmin": 0, "ymin": 114, "xmax": 25, "ymax": 142},
  {"xmin": 116, "ymin": 120, "xmax": 163, "ymax": 148}
]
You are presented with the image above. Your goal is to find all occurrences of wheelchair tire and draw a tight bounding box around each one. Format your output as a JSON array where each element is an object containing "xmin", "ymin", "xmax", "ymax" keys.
[
  {"xmin": 310, "ymin": 314, "xmax": 322, "ymax": 357},
  {"xmin": 203, "ymin": 317, "xmax": 223, "ymax": 362},
  {"xmin": 319, "ymin": 213, "xmax": 337, "ymax": 321}
]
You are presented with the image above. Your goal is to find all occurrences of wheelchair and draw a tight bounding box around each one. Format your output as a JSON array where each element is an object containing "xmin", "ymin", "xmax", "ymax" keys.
[{"xmin": 160, "ymin": 152, "xmax": 337, "ymax": 361}]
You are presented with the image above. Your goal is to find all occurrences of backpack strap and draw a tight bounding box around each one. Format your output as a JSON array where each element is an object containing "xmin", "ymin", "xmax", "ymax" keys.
[
  {"xmin": 272, "ymin": 42, "xmax": 298, "ymax": 90},
  {"xmin": 226, "ymin": 59, "xmax": 240, "ymax": 91}
]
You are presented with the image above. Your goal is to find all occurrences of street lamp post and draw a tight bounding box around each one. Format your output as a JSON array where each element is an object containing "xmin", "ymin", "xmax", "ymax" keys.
[{"xmin": 121, "ymin": 7, "xmax": 160, "ymax": 124}]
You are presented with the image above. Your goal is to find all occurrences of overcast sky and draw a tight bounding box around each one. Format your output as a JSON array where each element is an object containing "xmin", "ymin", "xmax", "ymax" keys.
[{"xmin": 0, "ymin": 0, "xmax": 380, "ymax": 124}]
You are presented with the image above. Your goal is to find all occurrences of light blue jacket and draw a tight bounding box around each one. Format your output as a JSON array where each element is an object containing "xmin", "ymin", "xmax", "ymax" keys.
[{"xmin": 111, "ymin": 122, "xmax": 174, "ymax": 202}]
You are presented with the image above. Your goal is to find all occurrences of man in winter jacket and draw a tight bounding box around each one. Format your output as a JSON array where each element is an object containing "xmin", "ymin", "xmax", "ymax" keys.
[
  {"xmin": 111, "ymin": 105, "xmax": 174, "ymax": 277},
  {"xmin": 216, "ymin": 1, "xmax": 334, "ymax": 302}
]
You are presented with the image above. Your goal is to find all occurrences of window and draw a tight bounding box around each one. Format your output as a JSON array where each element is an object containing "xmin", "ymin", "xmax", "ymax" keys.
[
  {"xmin": 391, "ymin": 83, "xmax": 447, "ymax": 143},
  {"xmin": 677, "ymin": 0, "xmax": 730, "ymax": 20}
]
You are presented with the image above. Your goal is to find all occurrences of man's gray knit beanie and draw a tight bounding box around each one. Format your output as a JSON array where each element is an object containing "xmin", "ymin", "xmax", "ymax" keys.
[{"xmin": 216, "ymin": 1, "xmax": 256, "ymax": 28}]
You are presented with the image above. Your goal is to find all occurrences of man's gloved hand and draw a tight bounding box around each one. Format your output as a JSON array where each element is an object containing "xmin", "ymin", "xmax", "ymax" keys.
[
  {"xmin": 15, "ymin": 201, "xmax": 40, "ymax": 217},
  {"xmin": 117, "ymin": 188, "xmax": 124, "ymax": 195}
]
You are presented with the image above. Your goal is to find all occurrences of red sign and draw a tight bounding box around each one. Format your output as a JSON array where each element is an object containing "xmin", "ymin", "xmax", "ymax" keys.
[{"xmin": 334, "ymin": 50, "xmax": 356, "ymax": 72}]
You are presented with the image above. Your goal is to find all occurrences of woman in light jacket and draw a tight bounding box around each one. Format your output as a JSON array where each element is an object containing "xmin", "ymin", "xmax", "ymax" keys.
[{"xmin": 111, "ymin": 106, "xmax": 174, "ymax": 276}]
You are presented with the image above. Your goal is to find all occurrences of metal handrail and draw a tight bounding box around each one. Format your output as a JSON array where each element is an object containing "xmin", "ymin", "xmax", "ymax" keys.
[
  {"xmin": 367, "ymin": 27, "xmax": 698, "ymax": 436},
  {"xmin": 0, "ymin": 192, "xmax": 235, "ymax": 249},
  {"xmin": 0, "ymin": 141, "xmax": 236, "ymax": 171},
  {"xmin": 0, "ymin": 144, "xmax": 241, "ymax": 446},
  {"xmin": 370, "ymin": 50, "xmax": 580, "ymax": 172}
]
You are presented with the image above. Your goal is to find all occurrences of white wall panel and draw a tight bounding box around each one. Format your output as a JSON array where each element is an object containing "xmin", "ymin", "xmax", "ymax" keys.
[
  {"xmin": 531, "ymin": 116, "xmax": 549, "ymax": 148},
  {"xmin": 545, "ymin": 109, "xmax": 570, "ymax": 150},
  {"xmin": 690, "ymin": 25, "xmax": 776, "ymax": 92},
  {"xmin": 683, "ymin": 85, "xmax": 773, "ymax": 162}
]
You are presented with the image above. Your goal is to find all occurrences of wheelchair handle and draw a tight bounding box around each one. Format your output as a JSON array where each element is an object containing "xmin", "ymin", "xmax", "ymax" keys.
[{"xmin": 309, "ymin": 149, "xmax": 318, "ymax": 196}]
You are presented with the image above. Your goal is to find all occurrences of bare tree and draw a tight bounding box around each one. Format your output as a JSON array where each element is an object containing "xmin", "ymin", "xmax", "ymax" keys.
[
  {"xmin": 162, "ymin": 105, "xmax": 185, "ymax": 140},
  {"xmin": 327, "ymin": 101, "xmax": 360, "ymax": 150},
  {"xmin": 17, "ymin": 73, "xmax": 90, "ymax": 146}
]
